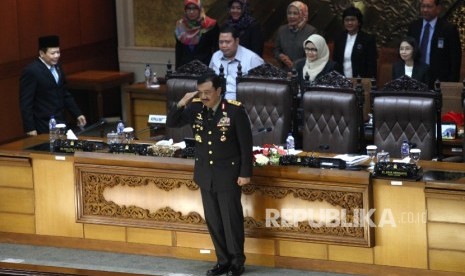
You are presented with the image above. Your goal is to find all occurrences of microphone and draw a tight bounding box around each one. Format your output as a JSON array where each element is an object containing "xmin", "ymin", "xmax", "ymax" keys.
[
  {"xmin": 253, "ymin": 127, "xmax": 273, "ymax": 136},
  {"xmin": 134, "ymin": 125, "xmax": 164, "ymax": 140},
  {"xmin": 75, "ymin": 118, "xmax": 107, "ymax": 136}
]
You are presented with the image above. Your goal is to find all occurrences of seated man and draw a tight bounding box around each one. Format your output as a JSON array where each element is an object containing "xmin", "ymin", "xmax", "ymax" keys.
[{"xmin": 209, "ymin": 25, "xmax": 264, "ymax": 100}]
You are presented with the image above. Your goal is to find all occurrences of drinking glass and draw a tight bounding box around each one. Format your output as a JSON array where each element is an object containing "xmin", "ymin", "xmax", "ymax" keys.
[
  {"xmin": 366, "ymin": 145, "xmax": 377, "ymax": 167},
  {"xmin": 410, "ymin": 148, "xmax": 421, "ymax": 166},
  {"xmin": 123, "ymin": 127, "xmax": 134, "ymax": 144},
  {"xmin": 56, "ymin": 123, "xmax": 67, "ymax": 140}
]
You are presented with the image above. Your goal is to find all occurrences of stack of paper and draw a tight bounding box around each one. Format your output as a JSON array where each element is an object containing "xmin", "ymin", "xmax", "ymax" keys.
[{"xmin": 334, "ymin": 154, "xmax": 369, "ymax": 165}]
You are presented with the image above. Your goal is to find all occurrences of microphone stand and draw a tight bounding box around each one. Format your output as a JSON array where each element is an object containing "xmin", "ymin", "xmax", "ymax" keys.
[
  {"xmin": 75, "ymin": 119, "xmax": 107, "ymax": 136},
  {"xmin": 134, "ymin": 124, "xmax": 166, "ymax": 140}
]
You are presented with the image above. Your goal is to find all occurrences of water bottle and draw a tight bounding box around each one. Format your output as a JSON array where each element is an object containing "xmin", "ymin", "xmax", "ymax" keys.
[
  {"xmin": 286, "ymin": 132, "xmax": 295, "ymax": 152},
  {"xmin": 144, "ymin": 64, "xmax": 152, "ymax": 88},
  {"xmin": 400, "ymin": 140, "xmax": 410, "ymax": 159},
  {"xmin": 49, "ymin": 115, "xmax": 57, "ymax": 150},
  {"xmin": 116, "ymin": 120, "xmax": 125, "ymax": 134}
]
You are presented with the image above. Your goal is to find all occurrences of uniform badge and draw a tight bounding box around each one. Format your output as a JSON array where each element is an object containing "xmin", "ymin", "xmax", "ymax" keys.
[
  {"xmin": 195, "ymin": 134, "xmax": 202, "ymax": 143},
  {"xmin": 220, "ymin": 135, "xmax": 226, "ymax": 142},
  {"xmin": 217, "ymin": 116, "xmax": 230, "ymax": 127}
]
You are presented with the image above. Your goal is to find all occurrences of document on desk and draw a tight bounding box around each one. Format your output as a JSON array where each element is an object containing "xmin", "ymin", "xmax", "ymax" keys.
[{"xmin": 334, "ymin": 154, "xmax": 369, "ymax": 165}]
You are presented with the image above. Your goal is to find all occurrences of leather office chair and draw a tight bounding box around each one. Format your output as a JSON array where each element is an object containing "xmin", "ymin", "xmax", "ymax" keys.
[
  {"xmin": 164, "ymin": 60, "xmax": 216, "ymax": 142},
  {"xmin": 236, "ymin": 63, "xmax": 297, "ymax": 146},
  {"xmin": 371, "ymin": 75, "xmax": 442, "ymax": 160},
  {"xmin": 301, "ymin": 71, "xmax": 365, "ymax": 153}
]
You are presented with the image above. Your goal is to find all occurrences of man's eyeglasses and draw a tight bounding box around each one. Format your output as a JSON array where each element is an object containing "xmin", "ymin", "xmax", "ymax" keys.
[{"xmin": 304, "ymin": 48, "xmax": 318, "ymax": 53}]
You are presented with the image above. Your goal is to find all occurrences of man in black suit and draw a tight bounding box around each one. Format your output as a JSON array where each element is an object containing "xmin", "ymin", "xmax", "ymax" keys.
[
  {"xmin": 333, "ymin": 6, "xmax": 378, "ymax": 79},
  {"xmin": 20, "ymin": 35, "xmax": 86, "ymax": 135},
  {"xmin": 167, "ymin": 74, "xmax": 252, "ymax": 276},
  {"xmin": 407, "ymin": 0, "xmax": 462, "ymax": 88}
]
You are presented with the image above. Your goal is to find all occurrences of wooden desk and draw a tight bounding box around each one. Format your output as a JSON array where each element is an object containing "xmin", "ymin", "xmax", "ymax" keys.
[
  {"xmin": 67, "ymin": 70, "xmax": 135, "ymax": 135},
  {"xmin": 2, "ymin": 136, "xmax": 465, "ymax": 274},
  {"xmin": 122, "ymin": 83, "xmax": 167, "ymax": 140}
]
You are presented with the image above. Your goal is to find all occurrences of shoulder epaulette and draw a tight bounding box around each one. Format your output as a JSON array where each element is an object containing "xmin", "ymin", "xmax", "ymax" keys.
[
  {"xmin": 192, "ymin": 98, "xmax": 202, "ymax": 102},
  {"xmin": 227, "ymin": 99, "xmax": 242, "ymax": 106}
]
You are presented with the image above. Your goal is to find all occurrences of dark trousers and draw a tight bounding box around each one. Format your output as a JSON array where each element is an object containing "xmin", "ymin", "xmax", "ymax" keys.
[{"xmin": 200, "ymin": 188, "xmax": 245, "ymax": 266}]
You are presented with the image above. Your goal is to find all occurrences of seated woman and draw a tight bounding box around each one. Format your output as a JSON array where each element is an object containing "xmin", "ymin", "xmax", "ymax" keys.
[
  {"xmin": 273, "ymin": 1, "xmax": 317, "ymax": 69},
  {"xmin": 295, "ymin": 34, "xmax": 340, "ymax": 94},
  {"xmin": 223, "ymin": 0, "xmax": 264, "ymax": 57},
  {"xmin": 392, "ymin": 36, "xmax": 429, "ymax": 85},
  {"xmin": 175, "ymin": 0, "xmax": 219, "ymax": 69}
]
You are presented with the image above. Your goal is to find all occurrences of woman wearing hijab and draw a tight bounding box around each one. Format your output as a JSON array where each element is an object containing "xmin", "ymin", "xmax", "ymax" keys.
[
  {"xmin": 175, "ymin": 0, "xmax": 219, "ymax": 69},
  {"xmin": 392, "ymin": 36, "xmax": 429, "ymax": 85},
  {"xmin": 273, "ymin": 1, "xmax": 317, "ymax": 69},
  {"xmin": 295, "ymin": 34, "xmax": 340, "ymax": 94},
  {"xmin": 223, "ymin": 0, "xmax": 264, "ymax": 57},
  {"xmin": 332, "ymin": 6, "xmax": 377, "ymax": 78}
]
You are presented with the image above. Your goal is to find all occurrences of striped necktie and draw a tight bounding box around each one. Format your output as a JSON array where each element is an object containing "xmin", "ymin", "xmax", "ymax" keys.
[{"xmin": 50, "ymin": 66, "xmax": 59, "ymax": 83}]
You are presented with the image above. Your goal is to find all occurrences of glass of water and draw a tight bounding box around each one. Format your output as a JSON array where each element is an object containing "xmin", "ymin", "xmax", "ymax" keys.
[
  {"xmin": 123, "ymin": 127, "xmax": 134, "ymax": 144},
  {"xmin": 410, "ymin": 148, "xmax": 421, "ymax": 166},
  {"xmin": 366, "ymin": 145, "xmax": 377, "ymax": 167}
]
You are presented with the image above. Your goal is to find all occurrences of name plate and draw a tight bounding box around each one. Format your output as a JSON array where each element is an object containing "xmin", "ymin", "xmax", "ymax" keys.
[
  {"xmin": 52, "ymin": 139, "xmax": 105, "ymax": 153},
  {"xmin": 373, "ymin": 162, "xmax": 422, "ymax": 180},
  {"xmin": 148, "ymin": 115, "xmax": 166, "ymax": 124},
  {"xmin": 279, "ymin": 155, "xmax": 346, "ymax": 169}
]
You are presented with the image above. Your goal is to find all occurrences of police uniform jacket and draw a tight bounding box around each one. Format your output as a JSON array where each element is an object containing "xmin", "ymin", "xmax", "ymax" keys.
[
  {"xmin": 20, "ymin": 58, "xmax": 83, "ymax": 134},
  {"xmin": 167, "ymin": 98, "xmax": 253, "ymax": 192}
]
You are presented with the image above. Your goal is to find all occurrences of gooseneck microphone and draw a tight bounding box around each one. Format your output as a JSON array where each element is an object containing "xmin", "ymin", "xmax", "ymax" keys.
[
  {"xmin": 253, "ymin": 127, "xmax": 273, "ymax": 136},
  {"xmin": 133, "ymin": 125, "xmax": 164, "ymax": 140},
  {"xmin": 75, "ymin": 118, "xmax": 107, "ymax": 136}
]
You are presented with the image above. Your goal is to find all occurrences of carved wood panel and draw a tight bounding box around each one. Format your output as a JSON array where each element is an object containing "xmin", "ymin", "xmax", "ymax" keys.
[{"xmin": 75, "ymin": 160, "xmax": 373, "ymax": 247}]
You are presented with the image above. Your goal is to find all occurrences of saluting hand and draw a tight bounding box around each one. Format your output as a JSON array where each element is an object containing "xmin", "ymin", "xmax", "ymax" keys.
[
  {"xmin": 237, "ymin": 177, "xmax": 250, "ymax": 186},
  {"xmin": 177, "ymin": 91, "xmax": 199, "ymax": 108}
]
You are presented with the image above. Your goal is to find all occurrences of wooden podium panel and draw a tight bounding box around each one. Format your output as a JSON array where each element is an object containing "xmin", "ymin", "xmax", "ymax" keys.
[
  {"xmin": 32, "ymin": 154, "xmax": 84, "ymax": 238},
  {"xmin": 373, "ymin": 179, "xmax": 428, "ymax": 269},
  {"xmin": 73, "ymin": 152, "xmax": 373, "ymax": 247},
  {"xmin": 2, "ymin": 136, "xmax": 465, "ymax": 274}
]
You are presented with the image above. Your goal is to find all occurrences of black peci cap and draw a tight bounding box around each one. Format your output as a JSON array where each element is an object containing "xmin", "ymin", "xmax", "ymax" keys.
[{"xmin": 38, "ymin": 35, "xmax": 60, "ymax": 49}]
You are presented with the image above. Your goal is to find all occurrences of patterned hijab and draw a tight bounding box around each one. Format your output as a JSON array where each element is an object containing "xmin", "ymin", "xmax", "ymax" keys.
[
  {"xmin": 287, "ymin": 1, "xmax": 308, "ymax": 32},
  {"xmin": 226, "ymin": 0, "xmax": 256, "ymax": 36},
  {"xmin": 302, "ymin": 34, "xmax": 329, "ymax": 82},
  {"xmin": 175, "ymin": 0, "xmax": 217, "ymax": 46}
]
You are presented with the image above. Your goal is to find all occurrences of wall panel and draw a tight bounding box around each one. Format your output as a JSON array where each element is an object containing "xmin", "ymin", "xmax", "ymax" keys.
[
  {"xmin": 79, "ymin": 0, "xmax": 116, "ymax": 44},
  {"xmin": 0, "ymin": 0, "xmax": 118, "ymax": 144},
  {"xmin": 17, "ymin": 0, "xmax": 41, "ymax": 59},
  {"xmin": 0, "ymin": 0, "xmax": 20, "ymax": 63},
  {"xmin": 38, "ymin": 0, "xmax": 81, "ymax": 49}
]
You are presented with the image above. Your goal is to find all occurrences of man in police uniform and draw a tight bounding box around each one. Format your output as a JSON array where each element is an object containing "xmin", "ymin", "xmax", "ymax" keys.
[{"xmin": 167, "ymin": 73, "xmax": 252, "ymax": 276}]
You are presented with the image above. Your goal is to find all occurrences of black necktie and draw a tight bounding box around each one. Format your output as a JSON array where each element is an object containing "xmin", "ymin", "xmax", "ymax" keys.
[
  {"xmin": 420, "ymin": 23, "xmax": 430, "ymax": 64},
  {"xmin": 207, "ymin": 108, "xmax": 214, "ymax": 120}
]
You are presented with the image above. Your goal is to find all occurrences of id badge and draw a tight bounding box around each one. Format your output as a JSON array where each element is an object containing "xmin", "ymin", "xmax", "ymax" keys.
[{"xmin": 437, "ymin": 38, "xmax": 444, "ymax": 49}]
